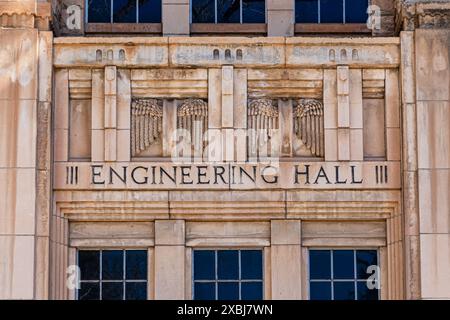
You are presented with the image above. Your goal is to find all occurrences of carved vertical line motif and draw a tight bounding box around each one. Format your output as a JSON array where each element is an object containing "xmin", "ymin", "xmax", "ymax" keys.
[{"xmin": 293, "ymin": 99, "xmax": 324, "ymax": 157}]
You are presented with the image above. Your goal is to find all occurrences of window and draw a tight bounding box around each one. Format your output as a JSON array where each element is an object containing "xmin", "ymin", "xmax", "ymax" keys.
[
  {"xmin": 295, "ymin": 0, "xmax": 369, "ymax": 23},
  {"xmin": 191, "ymin": 0, "xmax": 266, "ymax": 23},
  {"xmin": 193, "ymin": 250, "xmax": 263, "ymax": 300},
  {"xmin": 309, "ymin": 249, "xmax": 379, "ymax": 300},
  {"xmin": 77, "ymin": 250, "xmax": 148, "ymax": 300},
  {"xmin": 87, "ymin": 0, "xmax": 162, "ymax": 23}
]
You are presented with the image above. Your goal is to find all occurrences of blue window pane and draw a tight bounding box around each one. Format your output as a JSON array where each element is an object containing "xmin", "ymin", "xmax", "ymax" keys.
[
  {"xmin": 102, "ymin": 250, "xmax": 123, "ymax": 280},
  {"xmin": 241, "ymin": 250, "xmax": 262, "ymax": 280},
  {"xmin": 295, "ymin": 0, "xmax": 318, "ymax": 23},
  {"xmin": 194, "ymin": 250, "xmax": 215, "ymax": 280},
  {"xmin": 346, "ymin": 0, "xmax": 368, "ymax": 23},
  {"xmin": 192, "ymin": 0, "xmax": 215, "ymax": 23},
  {"xmin": 78, "ymin": 250, "xmax": 99, "ymax": 280},
  {"xmin": 242, "ymin": 0, "xmax": 265, "ymax": 23},
  {"xmin": 320, "ymin": 0, "xmax": 343, "ymax": 23},
  {"xmin": 139, "ymin": 0, "xmax": 161, "ymax": 23},
  {"xmin": 218, "ymin": 250, "xmax": 239, "ymax": 280},
  {"xmin": 357, "ymin": 281, "xmax": 379, "ymax": 300},
  {"xmin": 310, "ymin": 282, "xmax": 331, "ymax": 300},
  {"xmin": 126, "ymin": 250, "xmax": 147, "ymax": 280},
  {"xmin": 88, "ymin": 0, "xmax": 111, "ymax": 23},
  {"xmin": 334, "ymin": 281, "xmax": 355, "ymax": 300},
  {"xmin": 194, "ymin": 282, "xmax": 216, "ymax": 300},
  {"xmin": 218, "ymin": 282, "xmax": 239, "ymax": 300},
  {"xmin": 356, "ymin": 250, "xmax": 378, "ymax": 280},
  {"xmin": 241, "ymin": 282, "xmax": 263, "ymax": 300},
  {"xmin": 113, "ymin": 0, "xmax": 137, "ymax": 23},
  {"xmin": 333, "ymin": 250, "xmax": 354, "ymax": 279},
  {"xmin": 102, "ymin": 282, "xmax": 123, "ymax": 300},
  {"xmin": 309, "ymin": 250, "xmax": 331, "ymax": 280},
  {"xmin": 217, "ymin": 0, "xmax": 240, "ymax": 23},
  {"xmin": 78, "ymin": 282, "xmax": 99, "ymax": 300},
  {"xmin": 126, "ymin": 282, "xmax": 147, "ymax": 300}
]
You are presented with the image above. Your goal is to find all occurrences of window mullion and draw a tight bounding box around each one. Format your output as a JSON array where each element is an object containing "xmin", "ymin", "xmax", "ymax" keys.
[
  {"xmin": 240, "ymin": 0, "xmax": 243, "ymax": 24},
  {"xmin": 215, "ymin": 0, "xmax": 218, "ymax": 24}
]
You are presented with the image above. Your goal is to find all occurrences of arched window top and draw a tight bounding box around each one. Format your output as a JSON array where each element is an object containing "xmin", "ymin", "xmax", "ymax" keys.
[
  {"xmin": 295, "ymin": 0, "xmax": 369, "ymax": 24},
  {"xmin": 87, "ymin": 0, "xmax": 162, "ymax": 23},
  {"xmin": 191, "ymin": 0, "xmax": 266, "ymax": 24}
]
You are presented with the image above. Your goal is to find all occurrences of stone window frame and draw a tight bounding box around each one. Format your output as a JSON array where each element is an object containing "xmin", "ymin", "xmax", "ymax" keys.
[
  {"xmin": 85, "ymin": 0, "xmax": 162, "ymax": 34},
  {"xmin": 301, "ymin": 246, "xmax": 388, "ymax": 300},
  {"xmin": 190, "ymin": 0, "xmax": 267, "ymax": 35},
  {"xmin": 191, "ymin": 248, "xmax": 266, "ymax": 300}
]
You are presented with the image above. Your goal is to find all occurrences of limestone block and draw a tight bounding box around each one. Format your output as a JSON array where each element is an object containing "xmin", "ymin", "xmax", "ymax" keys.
[
  {"xmin": 324, "ymin": 128, "xmax": 338, "ymax": 161},
  {"xmin": 154, "ymin": 246, "xmax": 185, "ymax": 299},
  {"xmin": 91, "ymin": 69, "xmax": 105, "ymax": 130},
  {"xmin": 323, "ymin": 70, "xmax": 337, "ymax": 129},
  {"xmin": 337, "ymin": 128, "xmax": 350, "ymax": 161},
  {"xmin": 350, "ymin": 69, "xmax": 363, "ymax": 129},
  {"xmin": 155, "ymin": 220, "xmax": 185, "ymax": 245},
  {"xmin": 91, "ymin": 129, "xmax": 105, "ymax": 162},
  {"xmin": 223, "ymin": 129, "xmax": 235, "ymax": 162},
  {"xmin": 363, "ymin": 98, "xmax": 386, "ymax": 159},
  {"xmin": 116, "ymin": 129, "xmax": 130, "ymax": 162},
  {"xmin": 69, "ymin": 99, "xmax": 91, "ymax": 159},
  {"xmin": 208, "ymin": 69, "xmax": 222, "ymax": 129},
  {"xmin": 117, "ymin": 69, "xmax": 131, "ymax": 130},
  {"xmin": 268, "ymin": 10, "xmax": 294, "ymax": 37},
  {"xmin": 386, "ymin": 128, "xmax": 401, "ymax": 161},
  {"xmin": 279, "ymin": 99, "xmax": 293, "ymax": 157},
  {"xmin": 0, "ymin": 99, "xmax": 37, "ymax": 168},
  {"xmin": 417, "ymin": 101, "xmax": 450, "ymax": 169},
  {"xmin": 362, "ymin": 69, "xmax": 385, "ymax": 80},
  {"xmin": 38, "ymin": 31, "xmax": 53, "ymax": 103},
  {"xmin": 271, "ymin": 220, "xmax": 301, "ymax": 245},
  {"xmin": 233, "ymin": 69, "xmax": 247, "ymax": 129},
  {"xmin": 267, "ymin": 0, "xmax": 294, "ymax": 10},
  {"xmin": 104, "ymin": 95, "xmax": 117, "ymax": 129},
  {"xmin": 104, "ymin": 128, "xmax": 117, "ymax": 162},
  {"xmin": 403, "ymin": 103, "xmax": 417, "ymax": 171},
  {"xmin": 385, "ymin": 69, "xmax": 400, "ymax": 128},
  {"xmin": 162, "ymin": 3, "xmax": 190, "ymax": 36},
  {"xmin": 400, "ymin": 32, "xmax": 415, "ymax": 104},
  {"xmin": 350, "ymin": 129, "xmax": 364, "ymax": 161},
  {"xmin": 415, "ymin": 29, "xmax": 449, "ymax": 101},
  {"xmin": 54, "ymin": 69, "xmax": 69, "ymax": 130},
  {"xmin": 221, "ymin": 66, "xmax": 234, "ymax": 128},
  {"xmin": 0, "ymin": 168, "xmax": 36, "ymax": 235},
  {"xmin": 54, "ymin": 128, "xmax": 69, "ymax": 162},
  {"xmin": 337, "ymin": 66, "xmax": 350, "ymax": 128},
  {"xmin": 418, "ymin": 170, "xmax": 450, "ymax": 234},
  {"xmin": 420, "ymin": 234, "xmax": 450, "ymax": 299},
  {"xmin": 162, "ymin": 99, "xmax": 177, "ymax": 157},
  {"xmin": 271, "ymin": 245, "xmax": 302, "ymax": 299}
]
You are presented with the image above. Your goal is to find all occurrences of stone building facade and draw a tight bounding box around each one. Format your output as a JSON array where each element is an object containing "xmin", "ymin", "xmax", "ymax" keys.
[{"xmin": 0, "ymin": 0, "xmax": 449, "ymax": 300}]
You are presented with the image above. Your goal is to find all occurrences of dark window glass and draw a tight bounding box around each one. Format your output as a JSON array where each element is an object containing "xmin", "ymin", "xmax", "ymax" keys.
[
  {"xmin": 78, "ymin": 282, "xmax": 100, "ymax": 300},
  {"xmin": 242, "ymin": 0, "xmax": 265, "ymax": 23},
  {"xmin": 102, "ymin": 250, "xmax": 123, "ymax": 280},
  {"xmin": 126, "ymin": 282, "xmax": 147, "ymax": 300},
  {"xmin": 194, "ymin": 250, "xmax": 216, "ymax": 280},
  {"xmin": 356, "ymin": 250, "xmax": 378, "ymax": 279},
  {"xmin": 241, "ymin": 250, "xmax": 262, "ymax": 280},
  {"xmin": 102, "ymin": 282, "xmax": 124, "ymax": 300},
  {"xmin": 346, "ymin": 0, "xmax": 368, "ymax": 23},
  {"xmin": 192, "ymin": 0, "xmax": 215, "ymax": 23},
  {"xmin": 195, "ymin": 283, "xmax": 216, "ymax": 300},
  {"xmin": 333, "ymin": 250, "xmax": 354, "ymax": 279},
  {"xmin": 310, "ymin": 282, "xmax": 331, "ymax": 300},
  {"xmin": 217, "ymin": 0, "xmax": 240, "ymax": 23},
  {"xmin": 334, "ymin": 281, "xmax": 355, "ymax": 300},
  {"xmin": 295, "ymin": 0, "xmax": 318, "ymax": 23},
  {"xmin": 357, "ymin": 281, "xmax": 379, "ymax": 300},
  {"xmin": 126, "ymin": 250, "xmax": 147, "ymax": 280},
  {"xmin": 309, "ymin": 250, "xmax": 331, "ymax": 280},
  {"xmin": 241, "ymin": 282, "xmax": 263, "ymax": 300},
  {"xmin": 139, "ymin": 0, "xmax": 162, "ymax": 23},
  {"xmin": 113, "ymin": 0, "xmax": 137, "ymax": 23},
  {"xmin": 79, "ymin": 250, "xmax": 100, "ymax": 280},
  {"xmin": 88, "ymin": 0, "xmax": 111, "ymax": 23},
  {"xmin": 217, "ymin": 250, "xmax": 239, "ymax": 280},
  {"xmin": 320, "ymin": 0, "xmax": 343, "ymax": 23},
  {"xmin": 218, "ymin": 282, "xmax": 239, "ymax": 300}
]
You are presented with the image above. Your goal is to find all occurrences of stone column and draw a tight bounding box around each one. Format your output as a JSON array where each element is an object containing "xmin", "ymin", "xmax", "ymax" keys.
[
  {"xmin": 162, "ymin": 0, "xmax": 190, "ymax": 36},
  {"xmin": 267, "ymin": 0, "xmax": 294, "ymax": 37},
  {"xmin": 154, "ymin": 220, "xmax": 186, "ymax": 299},
  {"xmin": 270, "ymin": 220, "xmax": 302, "ymax": 299},
  {"xmin": 0, "ymin": 0, "xmax": 52, "ymax": 299}
]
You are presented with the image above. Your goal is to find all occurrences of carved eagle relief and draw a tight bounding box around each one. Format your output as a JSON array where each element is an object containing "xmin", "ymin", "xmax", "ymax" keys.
[
  {"xmin": 177, "ymin": 99, "xmax": 208, "ymax": 152},
  {"xmin": 248, "ymin": 98, "xmax": 279, "ymax": 158},
  {"xmin": 293, "ymin": 99, "xmax": 324, "ymax": 157},
  {"xmin": 131, "ymin": 98, "xmax": 163, "ymax": 157}
]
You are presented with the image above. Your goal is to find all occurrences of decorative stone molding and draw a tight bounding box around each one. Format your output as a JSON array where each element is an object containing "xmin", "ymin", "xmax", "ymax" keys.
[
  {"xmin": 396, "ymin": 1, "xmax": 450, "ymax": 30},
  {"xmin": 131, "ymin": 98, "xmax": 163, "ymax": 157},
  {"xmin": 0, "ymin": 1, "xmax": 51, "ymax": 29},
  {"xmin": 293, "ymin": 99, "xmax": 324, "ymax": 158},
  {"xmin": 248, "ymin": 99, "xmax": 279, "ymax": 158},
  {"xmin": 177, "ymin": 99, "xmax": 208, "ymax": 153}
]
